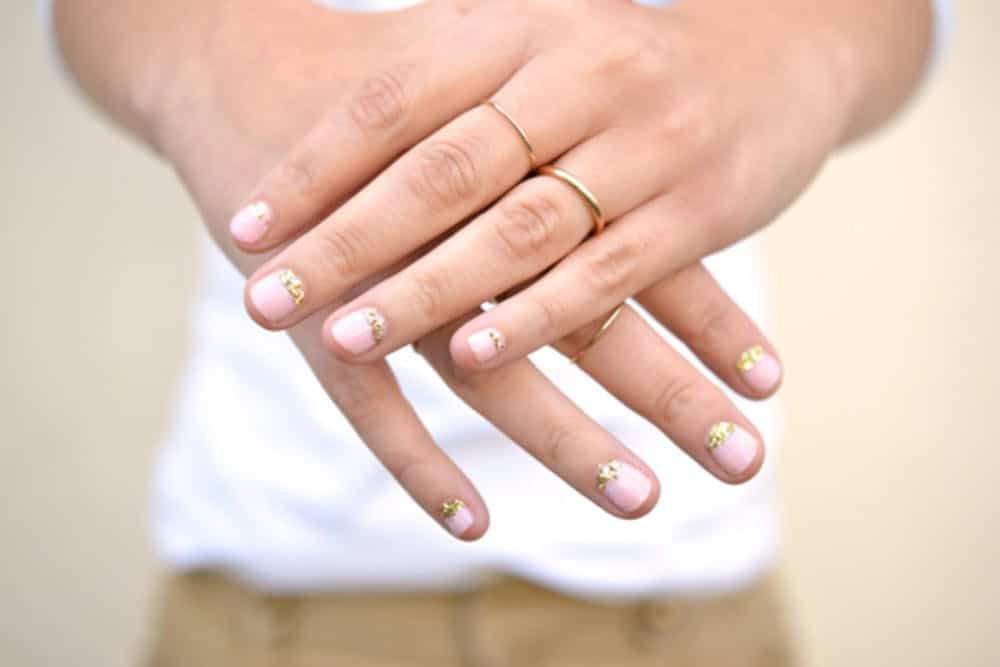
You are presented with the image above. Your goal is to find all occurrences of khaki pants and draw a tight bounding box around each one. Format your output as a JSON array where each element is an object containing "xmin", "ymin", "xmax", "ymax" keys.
[{"xmin": 148, "ymin": 571, "xmax": 797, "ymax": 667}]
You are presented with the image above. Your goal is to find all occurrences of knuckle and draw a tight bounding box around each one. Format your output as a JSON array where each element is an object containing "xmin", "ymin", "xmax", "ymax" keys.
[
  {"xmin": 686, "ymin": 300, "xmax": 733, "ymax": 355},
  {"xmin": 527, "ymin": 294, "xmax": 569, "ymax": 339},
  {"xmin": 393, "ymin": 458, "xmax": 434, "ymax": 489},
  {"xmin": 349, "ymin": 65, "xmax": 412, "ymax": 134},
  {"xmin": 538, "ymin": 422, "xmax": 576, "ymax": 469},
  {"xmin": 273, "ymin": 155, "xmax": 318, "ymax": 197},
  {"xmin": 494, "ymin": 189, "xmax": 565, "ymax": 262},
  {"xmin": 580, "ymin": 239, "xmax": 643, "ymax": 298},
  {"xmin": 650, "ymin": 376, "xmax": 702, "ymax": 428},
  {"xmin": 330, "ymin": 369, "xmax": 383, "ymax": 425},
  {"xmin": 598, "ymin": 33, "xmax": 655, "ymax": 79},
  {"xmin": 410, "ymin": 270, "xmax": 451, "ymax": 322},
  {"xmin": 407, "ymin": 137, "xmax": 483, "ymax": 211},
  {"xmin": 314, "ymin": 225, "xmax": 367, "ymax": 280}
]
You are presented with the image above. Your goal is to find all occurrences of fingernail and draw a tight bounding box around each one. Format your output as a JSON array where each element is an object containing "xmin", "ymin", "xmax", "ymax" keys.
[
  {"xmin": 250, "ymin": 269, "xmax": 304, "ymax": 323},
  {"xmin": 706, "ymin": 422, "xmax": 758, "ymax": 476},
  {"xmin": 467, "ymin": 328, "xmax": 506, "ymax": 364},
  {"xmin": 331, "ymin": 308, "xmax": 387, "ymax": 356},
  {"xmin": 596, "ymin": 460, "xmax": 652, "ymax": 513},
  {"xmin": 737, "ymin": 345, "xmax": 782, "ymax": 393},
  {"xmin": 230, "ymin": 201, "xmax": 271, "ymax": 244},
  {"xmin": 442, "ymin": 499, "xmax": 473, "ymax": 537}
]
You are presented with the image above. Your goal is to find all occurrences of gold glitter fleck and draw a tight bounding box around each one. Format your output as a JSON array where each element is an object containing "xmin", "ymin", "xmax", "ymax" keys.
[
  {"xmin": 597, "ymin": 461, "xmax": 622, "ymax": 490},
  {"xmin": 737, "ymin": 345, "xmax": 765, "ymax": 372},
  {"xmin": 706, "ymin": 422, "xmax": 736, "ymax": 450},
  {"xmin": 277, "ymin": 269, "xmax": 305, "ymax": 305},
  {"xmin": 441, "ymin": 499, "xmax": 465, "ymax": 519}
]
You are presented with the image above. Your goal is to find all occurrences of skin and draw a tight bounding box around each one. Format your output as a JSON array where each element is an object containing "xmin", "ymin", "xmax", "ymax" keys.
[{"xmin": 53, "ymin": 0, "xmax": 931, "ymax": 539}]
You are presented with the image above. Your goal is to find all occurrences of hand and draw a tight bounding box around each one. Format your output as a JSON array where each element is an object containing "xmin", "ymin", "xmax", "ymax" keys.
[
  {"xmin": 87, "ymin": 1, "xmax": 780, "ymax": 539},
  {"xmin": 234, "ymin": 0, "xmax": 844, "ymax": 377}
]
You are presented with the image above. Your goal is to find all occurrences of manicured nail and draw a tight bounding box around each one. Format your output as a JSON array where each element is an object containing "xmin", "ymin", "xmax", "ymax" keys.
[
  {"xmin": 331, "ymin": 308, "xmax": 387, "ymax": 356},
  {"xmin": 737, "ymin": 345, "xmax": 782, "ymax": 393},
  {"xmin": 441, "ymin": 499, "xmax": 473, "ymax": 537},
  {"xmin": 230, "ymin": 201, "xmax": 271, "ymax": 244},
  {"xmin": 706, "ymin": 422, "xmax": 758, "ymax": 476},
  {"xmin": 250, "ymin": 269, "xmax": 304, "ymax": 323},
  {"xmin": 596, "ymin": 460, "xmax": 652, "ymax": 513},
  {"xmin": 467, "ymin": 328, "xmax": 506, "ymax": 364}
]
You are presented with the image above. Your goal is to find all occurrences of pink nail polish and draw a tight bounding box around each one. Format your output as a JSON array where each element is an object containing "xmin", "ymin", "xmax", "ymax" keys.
[
  {"xmin": 737, "ymin": 345, "xmax": 782, "ymax": 393},
  {"xmin": 467, "ymin": 328, "xmax": 506, "ymax": 364},
  {"xmin": 331, "ymin": 308, "xmax": 387, "ymax": 356},
  {"xmin": 250, "ymin": 269, "xmax": 304, "ymax": 323},
  {"xmin": 230, "ymin": 201, "xmax": 271, "ymax": 244},
  {"xmin": 706, "ymin": 422, "xmax": 758, "ymax": 476},
  {"xmin": 442, "ymin": 499, "xmax": 473, "ymax": 537},
  {"xmin": 597, "ymin": 461, "xmax": 652, "ymax": 513}
]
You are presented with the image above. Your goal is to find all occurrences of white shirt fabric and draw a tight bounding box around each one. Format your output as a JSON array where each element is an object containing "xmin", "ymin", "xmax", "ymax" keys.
[{"xmin": 43, "ymin": 0, "xmax": 951, "ymax": 600}]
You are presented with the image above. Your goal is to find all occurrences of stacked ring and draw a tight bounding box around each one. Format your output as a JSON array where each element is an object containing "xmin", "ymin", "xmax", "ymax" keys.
[
  {"xmin": 535, "ymin": 165, "xmax": 606, "ymax": 237},
  {"xmin": 483, "ymin": 100, "xmax": 624, "ymax": 364},
  {"xmin": 483, "ymin": 100, "xmax": 538, "ymax": 170}
]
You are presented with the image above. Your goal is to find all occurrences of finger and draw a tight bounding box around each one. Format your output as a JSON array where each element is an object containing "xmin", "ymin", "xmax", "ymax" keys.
[
  {"xmin": 450, "ymin": 189, "xmax": 721, "ymax": 371},
  {"xmin": 320, "ymin": 175, "xmax": 592, "ymax": 361},
  {"xmin": 553, "ymin": 304, "xmax": 765, "ymax": 482},
  {"xmin": 636, "ymin": 262, "xmax": 784, "ymax": 399},
  {"xmin": 227, "ymin": 9, "xmax": 527, "ymax": 250},
  {"xmin": 241, "ymin": 53, "xmax": 619, "ymax": 332},
  {"xmin": 415, "ymin": 314, "xmax": 660, "ymax": 518},
  {"xmin": 320, "ymin": 124, "xmax": 679, "ymax": 360},
  {"xmin": 291, "ymin": 316, "xmax": 489, "ymax": 540}
]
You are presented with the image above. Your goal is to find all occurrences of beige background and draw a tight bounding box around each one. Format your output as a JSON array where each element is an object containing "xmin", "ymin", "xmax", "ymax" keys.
[{"xmin": 2, "ymin": 1, "xmax": 997, "ymax": 665}]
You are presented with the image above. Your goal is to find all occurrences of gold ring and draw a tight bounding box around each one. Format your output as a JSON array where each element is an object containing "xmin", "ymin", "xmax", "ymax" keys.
[
  {"xmin": 535, "ymin": 165, "xmax": 606, "ymax": 236},
  {"xmin": 569, "ymin": 304, "xmax": 626, "ymax": 364},
  {"xmin": 483, "ymin": 101, "xmax": 537, "ymax": 169}
]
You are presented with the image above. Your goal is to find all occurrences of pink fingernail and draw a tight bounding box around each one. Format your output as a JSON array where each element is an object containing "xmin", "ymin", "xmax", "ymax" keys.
[
  {"xmin": 737, "ymin": 345, "xmax": 782, "ymax": 393},
  {"xmin": 442, "ymin": 499, "xmax": 473, "ymax": 537},
  {"xmin": 597, "ymin": 461, "xmax": 652, "ymax": 513},
  {"xmin": 467, "ymin": 328, "xmax": 506, "ymax": 364},
  {"xmin": 250, "ymin": 269, "xmax": 304, "ymax": 323},
  {"xmin": 331, "ymin": 308, "xmax": 387, "ymax": 356},
  {"xmin": 230, "ymin": 201, "xmax": 271, "ymax": 245},
  {"xmin": 706, "ymin": 422, "xmax": 758, "ymax": 476}
]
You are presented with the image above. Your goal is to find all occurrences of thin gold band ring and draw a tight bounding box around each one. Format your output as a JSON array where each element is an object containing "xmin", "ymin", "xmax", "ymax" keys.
[
  {"xmin": 569, "ymin": 304, "xmax": 627, "ymax": 364},
  {"xmin": 483, "ymin": 101, "xmax": 538, "ymax": 169},
  {"xmin": 535, "ymin": 165, "xmax": 607, "ymax": 236}
]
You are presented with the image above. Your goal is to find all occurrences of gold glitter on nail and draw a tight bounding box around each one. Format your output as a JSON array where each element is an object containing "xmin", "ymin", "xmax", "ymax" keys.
[
  {"xmin": 278, "ymin": 269, "xmax": 305, "ymax": 305},
  {"xmin": 737, "ymin": 345, "xmax": 765, "ymax": 372},
  {"xmin": 250, "ymin": 201, "xmax": 269, "ymax": 221},
  {"xmin": 488, "ymin": 329, "xmax": 506, "ymax": 353},
  {"xmin": 365, "ymin": 309, "xmax": 386, "ymax": 342},
  {"xmin": 441, "ymin": 498, "xmax": 465, "ymax": 518},
  {"xmin": 707, "ymin": 422, "xmax": 735, "ymax": 450},
  {"xmin": 597, "ymin": 461, "xmax": 622, "ymax": 490}
]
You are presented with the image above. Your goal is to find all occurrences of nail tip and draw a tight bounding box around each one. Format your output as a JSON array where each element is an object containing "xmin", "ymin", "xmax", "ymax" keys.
[
  {"xmin": 706, "ymin": 423, "xmax": 759, "ymax": 477},
  {"xmin": 250, "ymin": 272, "xmax": 299, "ymax": 323}
]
